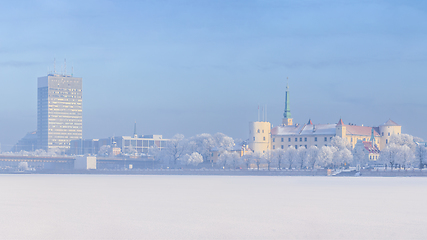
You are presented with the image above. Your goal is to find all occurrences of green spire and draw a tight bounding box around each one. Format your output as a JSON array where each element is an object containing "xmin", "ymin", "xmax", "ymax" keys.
[
  {"xmin": 283, "ymin": 84, "xmax": 291, "ymax": 119},
  {"xmin": 370, "ymin": 128, "xmax": 375, "ymax": 144}
]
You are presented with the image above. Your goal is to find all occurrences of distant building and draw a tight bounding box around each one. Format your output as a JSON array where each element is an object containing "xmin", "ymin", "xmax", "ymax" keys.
[
  {"xmin": 37, "ymin": 73, "xmax": 82, "ymax": 153},
  {"xmin": 11, "ymin": 131, "xmax": 38, "ymax": 152},
  {"xmin": 70, "ymin": 135, "xmax": 169, "ymax": 156},
  {"xmin": 354, "ymin": 139, "xmax": 380, "ymax": 161},
  {"xmin": 248, "ymin": 84, "xmax": 401, "ymax": 154}
]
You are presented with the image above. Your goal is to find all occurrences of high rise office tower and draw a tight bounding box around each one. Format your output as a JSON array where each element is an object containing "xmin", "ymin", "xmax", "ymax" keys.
[{"xmin": 37, "ymin": 73, "xmax": 82, "ymax": 153}]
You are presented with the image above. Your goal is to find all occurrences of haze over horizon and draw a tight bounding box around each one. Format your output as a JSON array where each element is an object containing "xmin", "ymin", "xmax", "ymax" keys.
[{"xmin": 1, "ymin": 0, "xmax": 427, "ymax": 149}]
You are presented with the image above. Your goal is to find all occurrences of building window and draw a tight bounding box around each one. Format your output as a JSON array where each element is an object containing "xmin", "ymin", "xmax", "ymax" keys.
[
  {"xmin": 386, "ymin": 139, "xmax": 388, "ymax": 144},
  {"xmin": 388, "ymin": 132, "xmax": 390, "ymax": 136},
  {"xmin": 382, "ymin": 132, "xmax": 384, "ymax": 136},
  {"xmin": 305, "ymin": 145, "xmax": 307, "ymax": 149},
  {"xmin": 288, "ymin": 145, "xmax": 290, "ymax": 147},
  {"xmin": 363, "ymin": 138, "xmax": 366, "ymax": 141},
  {"xmin": 300, "ymin": 137, "xmax": 302, "ymax": 142},
  {"xmin": 330, "ymin": 137, "xmax": 332, "ymax": 140},
  {"xmin": 288, "ymin": 138, "xmax": 291, "ymax": 142},
  {"xmin": 262, "ymin": 130, "xmax": 264, "ymax": 133},
  {"xmin": 324, "ymin": 137, "xmax": 327, "ymax": 141},
  {"xmin": 315, "ymin": 137, "xmax": 317, "ymax": 142},
  {"xmin": 295, "ymin": 145, "xmax": 298, "ymax": 149},
  {"xmin": 253, "ymin": 137, "xmax": 255, "ymax": 141},
  {"xmin": 281, "ymin": 138, "xmax": 284, "ymax": 142},
  {"xmin": 273, "ymin": 145, "xmax": 275, "ymax": 149},
  {"xmin": 273, "ymin": 138, "xmax": 275, "ymax": 142},
  {"xmin": 281, "ymin": 145, "xmax": 284, "ymax": 149},
  {"xmin": 304, "ymin": 137, "xmax": 307, "ymax": 142},
  {"xmin": 263, "ymin": 136, "xmax": 265, "ymax": 141},
  {"xmin": 257, "ymin": 129, "xmax": 260, "ymax": 133},
  {"xmin": 295, "ymin": 138, "xmax": 298, "ymax": 142}
]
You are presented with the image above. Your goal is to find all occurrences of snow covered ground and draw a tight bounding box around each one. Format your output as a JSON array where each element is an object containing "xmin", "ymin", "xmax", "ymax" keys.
[{"xmin": 0, "ymin": 175, "xmax": 426, "ymax": 239}]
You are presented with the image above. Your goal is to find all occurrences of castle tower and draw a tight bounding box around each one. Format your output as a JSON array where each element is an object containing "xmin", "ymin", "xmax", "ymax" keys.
[
  {"xmin": 378, "ymin": 119, "xmax": 401, "ymax": 150},
  {"xmin": 248, "ymin": 121, "xmax": 271, "ymax": 153},
  {"xmin": 336, "ymin": 118, "xmax": 347, "ymax": 139},
  {"xmin": 282, "ymin": 84, "xmax": 293, "ymax": 126}
]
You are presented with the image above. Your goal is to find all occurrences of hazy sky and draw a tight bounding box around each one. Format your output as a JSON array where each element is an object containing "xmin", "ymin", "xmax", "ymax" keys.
[{"xmin": 1, "ymin": 0, "xmax": 427, "ymax": 149}]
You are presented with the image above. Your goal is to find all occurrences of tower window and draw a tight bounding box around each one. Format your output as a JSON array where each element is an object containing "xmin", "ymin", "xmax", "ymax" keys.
[
  {"xmin": 262, "ymin": 130, "xmax": 264, "ymax": 133},
  {"xmin": 263, "ymin": 137, "xmax": 265, "ymax": 141},
  {"xmin": 300, "ymin": 138, "xmax": 302, "ymax": 142},
  {"xmin": 295, "ymin": 145, "xmax": 298, "ymax": 149},
  {"xmin": 273, "ymin": 138, "xmax": 275, "ymax": 142},
  {"xmin": 281, "ymin": 145, "xmax": 284, "ymax": 149},
  {"xmin": 386, "ymin": 139, "xmax": 388, "ymax": 144},
  {"xmin": 281, "ymin": 138, "xmax": 284, "ymax": 142},
  {"xmin": 295, "ymin": 138, "xmax": 298, "ymax": 142},
  {"xmin": 273, "ymin": 145, "xmax": 275, "ymax": 149},
  {"xmin": 253, "ymin": 137, "xmax": 255, "ymax": 141},
  {"xmin": 388, "ymin": 132, "xmax": 390, "ymax": 136},
  {"xmin": 257, "ymin": 129, "xmax": 260, "ymax": 133},
  {"xmin": 288, "ymin": 138, "xmax": 291, "ymax": 142},
  {"xmin": 324, "ymin": 137, "xmax": 327, "ymax": 141},
  {"xmin": 304, "ymin": 137, "xmax": 307, "ymax": 142},
  {"xmin": 382, "ymin": 132, "xmax": 384, "ymax": 136},
  {"xmin": 315, "ymin": 137, "xmax": 317, "ymax": 142}
]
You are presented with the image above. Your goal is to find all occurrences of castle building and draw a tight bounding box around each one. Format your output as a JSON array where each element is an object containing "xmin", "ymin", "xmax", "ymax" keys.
[{"xmin": 248, "ymin": 84, "xmax": 401, "ymax": 153}]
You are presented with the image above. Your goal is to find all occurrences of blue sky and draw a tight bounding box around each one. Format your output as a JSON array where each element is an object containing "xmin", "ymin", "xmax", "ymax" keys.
[{"xmin": 1, "ymin": 0, "xmax": 427, "ymax": 149}]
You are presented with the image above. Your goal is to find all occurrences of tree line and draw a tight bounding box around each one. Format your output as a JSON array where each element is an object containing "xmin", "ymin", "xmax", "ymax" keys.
[{"xmin": 149, "ymin": 133, "xmax": 427, "ymax": 170}]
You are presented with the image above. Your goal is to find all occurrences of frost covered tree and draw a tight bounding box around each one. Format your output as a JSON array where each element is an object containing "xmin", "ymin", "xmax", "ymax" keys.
[
  {"xmin": 182, "ymin": 152, "xmax": 203, "ymax": 166},
  {"xmin": 317, "ymin": 146, "xmax": 335, "ymax": 168},
  {"xmin": 242, "ymin": 152, "xmax": 253, "ymax": 169},
  {"xmin": 226, "ymin": 152, "xmax": 242, "ymax": 169},
  {"xmin": 284, "ymin": 147, "xmax": 297, "ymax": 169},
  {"xmin": 415, "ymin": 144, "xmax": 427, "ymax": 169},
  {"xmin": 390, "ymin": 134, "xmax": 417, "ymax": 151},
  {"xmin": 251, "ymin": 152, "xmax": 264, "ymax": 170},
  {"xmin": 306, "ymin": 146, "xmax": 319, "ymax": 169},
  {"xmin": 213, "ymin": 133, "xmax": 235, "ymax": 152},
  {"xmin": 264, "ymin": 150, "xmax": 275, "ymax": 170},
  {"xmin": 352, "ymin": 141, "xmax": 367, "ymax": 169},
  {"xmin": 296, "ymin": 147, "xmax": 308, "ymax": 169},
  {"xmin": 379, "ymin": 143, "xmax": 401, "ymax": 170},
  {"xmin": 396, "ymin": 145, "xmax": 415, "ymax": 169},
  {"xmin": 332, "ymin": 148, "xmax": 353, "ymax": 168},
  {"xmin": 272, "ymin": 149, "xmax": 286, "ymax": 170},
  {"xmin": 164, "ymin": 134, "xmax": 190, "ymax": 166},
  {"xmin": 330, "ymin": 136, "xmax": 353, "ymax": 168},
  {"xmin": 189, "ymin": 133, "xmax": 216, "ymax": 163}
]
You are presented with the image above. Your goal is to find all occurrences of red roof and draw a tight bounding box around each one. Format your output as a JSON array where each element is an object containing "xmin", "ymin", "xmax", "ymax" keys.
[
  {"xmin": 307, "ymin": 119, "xmax": 313, "ymax": 125},
  {"xmin": 346, "ymin": 125, "xmax": 380, "ymax": 136},
  {"xmin": 337, "ymin": 118, "xmax": 344, "ymax": 125},
  {"xmin": 362, "ymin": 141, "xmax": 380, "ymax": 154},
  {"xmin": 381, "ymin": 119, "xmax": 400, "ymax": 126}
]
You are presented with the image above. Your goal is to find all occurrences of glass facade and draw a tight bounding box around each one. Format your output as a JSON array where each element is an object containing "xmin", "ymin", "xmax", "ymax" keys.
[{"xmin": 37, "ymin": 74, "xmax": 83, "ymax": 152}]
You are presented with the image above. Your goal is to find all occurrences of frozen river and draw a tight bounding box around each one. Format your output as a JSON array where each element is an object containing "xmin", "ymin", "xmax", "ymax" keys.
[{"xmin": 0, "ymin": 175, "xmax": 426, "ymax": 239}]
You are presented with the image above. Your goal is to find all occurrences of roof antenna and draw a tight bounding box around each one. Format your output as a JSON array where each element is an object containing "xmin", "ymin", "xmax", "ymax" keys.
[
  {"xmin": 265, "ymin": 104, "xmax": 267, "ymax": 122},
  {"xmin": 64, "ymin": 58, "xmax": 67, "ymax": 75},
  {"xmin": 54, "ymin": 58, "xmax": 56, "ymax": 74},
  {"xmin": 71, "ymin": 63, "xmax": 74, "ymax": 77}
]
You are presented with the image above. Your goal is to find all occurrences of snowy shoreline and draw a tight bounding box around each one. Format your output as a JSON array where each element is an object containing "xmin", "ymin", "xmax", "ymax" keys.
[{"xmin": 4, "ymin": 169, "xmax": 427, "ymax": 177}]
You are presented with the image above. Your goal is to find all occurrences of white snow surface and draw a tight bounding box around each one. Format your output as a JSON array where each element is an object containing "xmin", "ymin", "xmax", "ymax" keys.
[
  {"xmin": 0, "ymin": 175, "xmax": 426, "ymax": 240},
  {"xmin": 272, "ymin": 123, "xmax": 337, "ymax": 136}
]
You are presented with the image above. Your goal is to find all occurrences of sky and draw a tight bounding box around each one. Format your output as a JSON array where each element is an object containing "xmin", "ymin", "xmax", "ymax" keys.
[{"xmin": 1, "ymin": 0, "xmax": 427, "ymax": 149}]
